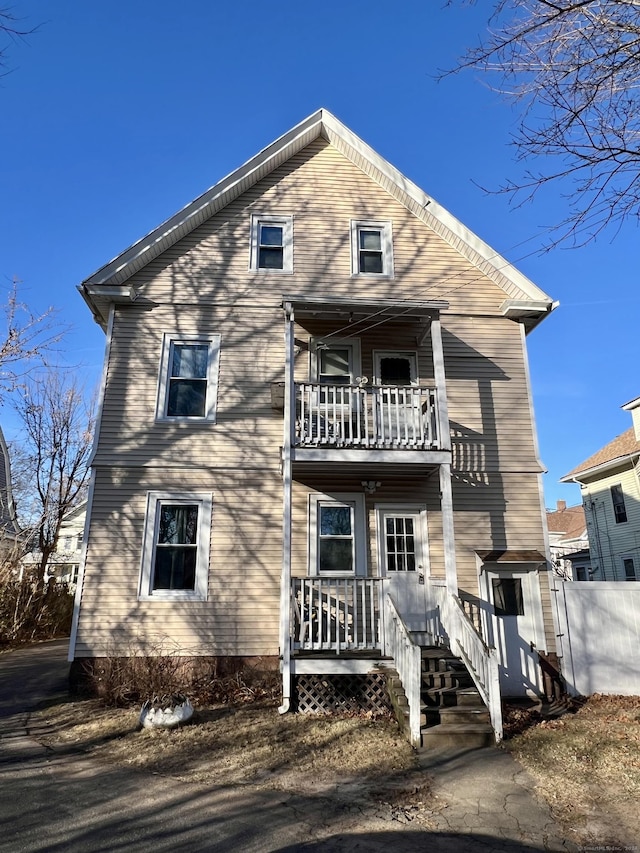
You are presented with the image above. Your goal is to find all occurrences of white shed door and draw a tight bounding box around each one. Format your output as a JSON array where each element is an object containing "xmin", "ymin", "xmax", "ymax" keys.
[{"xmin": 486, "ymin": 570, "xmax": 543, "ymax": 697}]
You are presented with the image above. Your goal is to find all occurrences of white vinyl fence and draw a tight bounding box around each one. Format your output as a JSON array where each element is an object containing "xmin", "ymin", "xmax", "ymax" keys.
[{"xmin": 554, "ymin": 582, "xmax": 640, "ymax": 696}]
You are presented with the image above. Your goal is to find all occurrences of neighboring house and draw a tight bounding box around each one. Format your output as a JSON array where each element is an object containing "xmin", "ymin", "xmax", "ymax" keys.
[
  {"xmin": 69, "ymin": 109, "xmax": 558, "ymax": 744},
  {"xmin": 546, "ymin": 500, "xmax": 589, "ymax": 580},
  {"xmin": 22, "ymin": 502, "xmax": 87, "ymax": 588},
  {"xmin": 561, "ymin": 396, "xmax": 640, "ymax": 582}
]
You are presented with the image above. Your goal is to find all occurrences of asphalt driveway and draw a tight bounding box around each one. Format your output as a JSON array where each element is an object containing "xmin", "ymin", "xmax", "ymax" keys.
[{"xmin": 0, "ymin": 641, "xmax": 577, "ymax": 852}]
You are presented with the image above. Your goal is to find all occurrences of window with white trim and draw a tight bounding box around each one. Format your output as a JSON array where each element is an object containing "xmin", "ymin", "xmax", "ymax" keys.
[
  {"xmin": 610, "ymin": 484, "xmax": 628, "ymax": 523},
  {"xmin": 139, "ymin": 491, "xmax": 212, "ymax": 600},
  {"xmin": 250, "ymin": 214, "xmax": 293, "ymax": 272},
  {"xmin": 156, "ymin": 334, "xmax": 221, "ymax": 421},
  {"xmin": 623, "ymin": 556, "xmax": 637, "ymax": 581},
  {"xmin": 350, "ymin": 220, "xmax": 393, "ymax": 277},
  {"xmin": 309, "ymin": 493, "xmax": 366, "ymax": 576}
]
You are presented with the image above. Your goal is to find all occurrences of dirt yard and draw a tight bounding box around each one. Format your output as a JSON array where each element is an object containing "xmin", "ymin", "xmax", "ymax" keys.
[{"xmin": 30, "ymin": 693, "xmax": 640, "ymax": 846}]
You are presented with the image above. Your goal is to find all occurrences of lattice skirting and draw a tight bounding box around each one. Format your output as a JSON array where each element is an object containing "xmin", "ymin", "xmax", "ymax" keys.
[{"xmin": 294, "ymin": 673, "xmax": 392, "ymax": 715}]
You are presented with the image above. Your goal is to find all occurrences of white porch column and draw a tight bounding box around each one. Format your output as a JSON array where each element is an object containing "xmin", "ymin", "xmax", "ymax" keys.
[
  {"xmin": 278, "ymin": 303, "xmax": 295, "ymax": 713},
  {"xmin": 431, "ymin": 316, "xmax": 457, "ymax": 596}
]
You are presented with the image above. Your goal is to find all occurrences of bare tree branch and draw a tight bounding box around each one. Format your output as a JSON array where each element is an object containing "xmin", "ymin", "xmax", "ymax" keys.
[
  {"xmin": 0, "ymin": 279, "xmax": 65, "ymax": 401},
  {"xmin": 444, "ymin": 0, "xmax": 640, "ymax": 246}
]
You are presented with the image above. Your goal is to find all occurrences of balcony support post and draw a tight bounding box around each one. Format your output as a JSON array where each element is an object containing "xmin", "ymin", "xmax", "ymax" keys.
[{"xmin": 279, "ymin": 303, "xmax": 295, "ymax": 714}]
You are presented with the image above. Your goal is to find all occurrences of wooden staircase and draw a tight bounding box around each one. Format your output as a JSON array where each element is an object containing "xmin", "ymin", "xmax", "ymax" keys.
[{"xmin": 388, "ymin": 645, "xmax": 496, "ymax": 750}]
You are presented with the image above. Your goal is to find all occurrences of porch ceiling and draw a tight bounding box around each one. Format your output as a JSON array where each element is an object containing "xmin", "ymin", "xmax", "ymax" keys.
[{"xmin": 282, "ymin": 295, "xmax": 449, "ymax": 323}]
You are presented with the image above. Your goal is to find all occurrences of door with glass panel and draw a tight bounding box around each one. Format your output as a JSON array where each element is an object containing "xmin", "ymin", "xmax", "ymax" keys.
[
  {"xmin": 311, "ymin": 342, "xmax": 360, "ymax": 443},
  {"xmin": 374, "ymin": 352, "xmax": 421, "ymax": 445},
  {"xmin": 378, "ymin": 508, "xmax": 428, "ymax": 631}
]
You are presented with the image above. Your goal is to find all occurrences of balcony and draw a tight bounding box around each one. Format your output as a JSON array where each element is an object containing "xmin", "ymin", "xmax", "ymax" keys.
[{"xmin": 294, "ymin": 383, "xmax": 442, "ymax": 450}]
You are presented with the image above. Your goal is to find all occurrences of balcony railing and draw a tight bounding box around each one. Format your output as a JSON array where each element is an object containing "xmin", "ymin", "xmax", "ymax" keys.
[{"xmin": 295, "ymin": 383, "xmax": 440, "ymax": 450}]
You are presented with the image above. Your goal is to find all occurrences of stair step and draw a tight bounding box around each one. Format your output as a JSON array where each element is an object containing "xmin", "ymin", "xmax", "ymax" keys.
[
  {"xmin": 422, "ymin": 672, "xmax": 472, "ymax": 690},
  {"xmin": 421, "ymin": 723, "xmax": 495, "ymax": 750},
  {"xmin": 455, "ymin": 687, "xmax": 483, "ymax": 706},
  {"xmin": 421, "ymin": 686, "xmax": 469, "ymax": 707},
  {"xmin": 439, "ymin": 706, "xmax": 491, "ymax": 726}
]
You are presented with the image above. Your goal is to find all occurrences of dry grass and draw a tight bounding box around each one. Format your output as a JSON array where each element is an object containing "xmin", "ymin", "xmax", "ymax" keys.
[
  {"xmin": 506, "ymin": 694, "xmax": 640, "ymax": 847},
  {"xmin": 32, "ymin": 698, "xmax": 419, "ymax": 793}
]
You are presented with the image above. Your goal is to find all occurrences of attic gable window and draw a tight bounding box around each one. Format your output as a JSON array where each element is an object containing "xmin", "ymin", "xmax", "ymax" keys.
[
  {"xmin": 156, "ymin": 334, "xmax": 221, "ymax": 422},
  {"xmin": 351, "ymin": 220, "xmax": 393, "ymax": 277},
  {"xmin": 250, "ymin": 214, "xmax": 293, "ymax": 273}
]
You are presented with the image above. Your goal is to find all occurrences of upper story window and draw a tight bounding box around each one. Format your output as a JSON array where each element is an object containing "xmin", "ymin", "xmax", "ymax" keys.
[
  {"xmin": 250, "ymin": 214, "xmax": 293, "ymax": 273},
  {"xmin": 139, "ymin": 491, "xmax": 212, "ymax": 601},
  {"xmin": 351, "ymin": 220, "xmax": 393, "ymax": 277},
  {"xmin": 156, "ymin": 334, "xmax": 221, "ymax": 422},
  {"xmin": 610, "ymin": 484, "xmax": 628, "ymax": 524}
]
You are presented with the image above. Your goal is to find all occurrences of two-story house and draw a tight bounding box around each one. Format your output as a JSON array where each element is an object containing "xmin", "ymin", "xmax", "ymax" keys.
[
  {"xmin": 561, "ymin": 397, "xmax": 640, "ymax": 582},
  {"xmin": 69, "ymin": 110, "xmax": 557, "ymax": 745}
]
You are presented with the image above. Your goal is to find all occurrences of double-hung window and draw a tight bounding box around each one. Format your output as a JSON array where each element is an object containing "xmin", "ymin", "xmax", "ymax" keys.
[
  {"xmin": 610, "ymin": 484, "xmax": 628, "ymax": 524},
  {"xmin": 139, "ymin": 491, "xmax": 212, "ymax": 600},
  {"xmin": 309, "ymin": 493, "xmax": 365, "ymax": 576},
  {"xmin": 156, "ymin": 334, "xmax": 221, "ymax": 421},
  {"xmin": 250, "ymin": 214, "xmax": 293, "ymax": 272},
  {"xmin": 350, "ymin": 220, "xmax": 393, "ymax": 277}
]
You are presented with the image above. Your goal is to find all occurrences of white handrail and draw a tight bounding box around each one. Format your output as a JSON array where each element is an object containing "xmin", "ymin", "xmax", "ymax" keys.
[
  {"xmin": 383, "ymin": 594, "xmax": 422, "ymax": 747},
  {"xmin": 441, "ymin": 593, "xmax": 503, "ymax": 742}
]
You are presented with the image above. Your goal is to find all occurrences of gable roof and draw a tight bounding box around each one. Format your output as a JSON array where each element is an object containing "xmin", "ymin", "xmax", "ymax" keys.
[
  {"xmin": 561, "ymin": 427, "xmax": 640, "ymax": 482},
  {"xmin": 79, "ymin": 109, "xmax": 556, "ymax": 330}
]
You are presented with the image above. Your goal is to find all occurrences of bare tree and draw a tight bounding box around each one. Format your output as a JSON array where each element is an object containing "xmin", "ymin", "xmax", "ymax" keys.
[
  {"xmin": 446, "ymin": 1, "xmax": 640, "ymax": 246},
  {"xmin": 0, "ymin": 280, "xmax": 62, "ymax": 400},
  {"xmin": 12, "ymin": 369, "xmax": 95, "ymax": 591}
]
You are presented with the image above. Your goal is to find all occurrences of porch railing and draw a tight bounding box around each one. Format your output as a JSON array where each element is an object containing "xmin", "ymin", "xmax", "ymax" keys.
[
  {"xmin": 383, "ymin": 593, "xmax": 422, "ymax": 747},
  {"xmin": 295, "ymin": 383, "xmax": 440, "ymax": 450},
  {"xmin": 291, "ymin": 577, "xmax": 383, "ymax": 653}
]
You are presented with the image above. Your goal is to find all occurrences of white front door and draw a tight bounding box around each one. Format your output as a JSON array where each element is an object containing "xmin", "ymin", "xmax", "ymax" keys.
[
  {"xmin": 378, "ymin": 508, "xmax": 428, "ymax": 632},
  {"xmin": 484, "ymin": 570, "xmax": 544, "ymax": 697}
]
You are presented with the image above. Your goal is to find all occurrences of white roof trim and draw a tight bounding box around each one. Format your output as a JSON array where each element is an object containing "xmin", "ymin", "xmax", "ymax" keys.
[
  {"xmin": 81, "ymin": 108, "xmax": 554, "ymax": 312},
  {"xmin": 560, "ymin": 453, "xmax": 640, "ymax": 483}
]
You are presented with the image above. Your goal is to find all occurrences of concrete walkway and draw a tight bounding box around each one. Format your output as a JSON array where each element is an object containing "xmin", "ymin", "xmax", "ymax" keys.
[{"xmin": 0, "ymin": 641, "xmax": 578, "ymax": 852}]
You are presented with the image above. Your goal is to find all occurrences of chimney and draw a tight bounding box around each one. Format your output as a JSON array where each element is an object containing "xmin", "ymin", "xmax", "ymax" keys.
[
  {"xmin": 621, "ymin": 397, "xmax": 640, "ymax": 442},
  {"xmin": 556, "ymin": 500, "xmax": 566, "ymax": 512}
]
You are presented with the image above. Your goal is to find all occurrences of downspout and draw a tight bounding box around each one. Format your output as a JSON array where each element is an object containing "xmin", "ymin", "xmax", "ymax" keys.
[{"xmin": 278, "ymin": 303, "xmax": 294, "ymax": 714}]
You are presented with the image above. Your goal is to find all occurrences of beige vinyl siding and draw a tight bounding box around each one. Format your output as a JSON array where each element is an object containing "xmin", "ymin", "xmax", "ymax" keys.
[
  {"xmin": 94, "ymin": 303, "xmax": 285, "ymax": 468},
  {"xmin": 126, "ymin": 139, "xmax": 509, "ymax": 317},
  {"xmin": 75, "ymin": 467, "xmax": 282, "ymax": 657}
]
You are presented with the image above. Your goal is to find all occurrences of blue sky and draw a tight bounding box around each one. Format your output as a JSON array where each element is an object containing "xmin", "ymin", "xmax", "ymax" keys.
[{"xmin": 1, "ymin": 1, "xmax": 636, "ymax": 509}]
